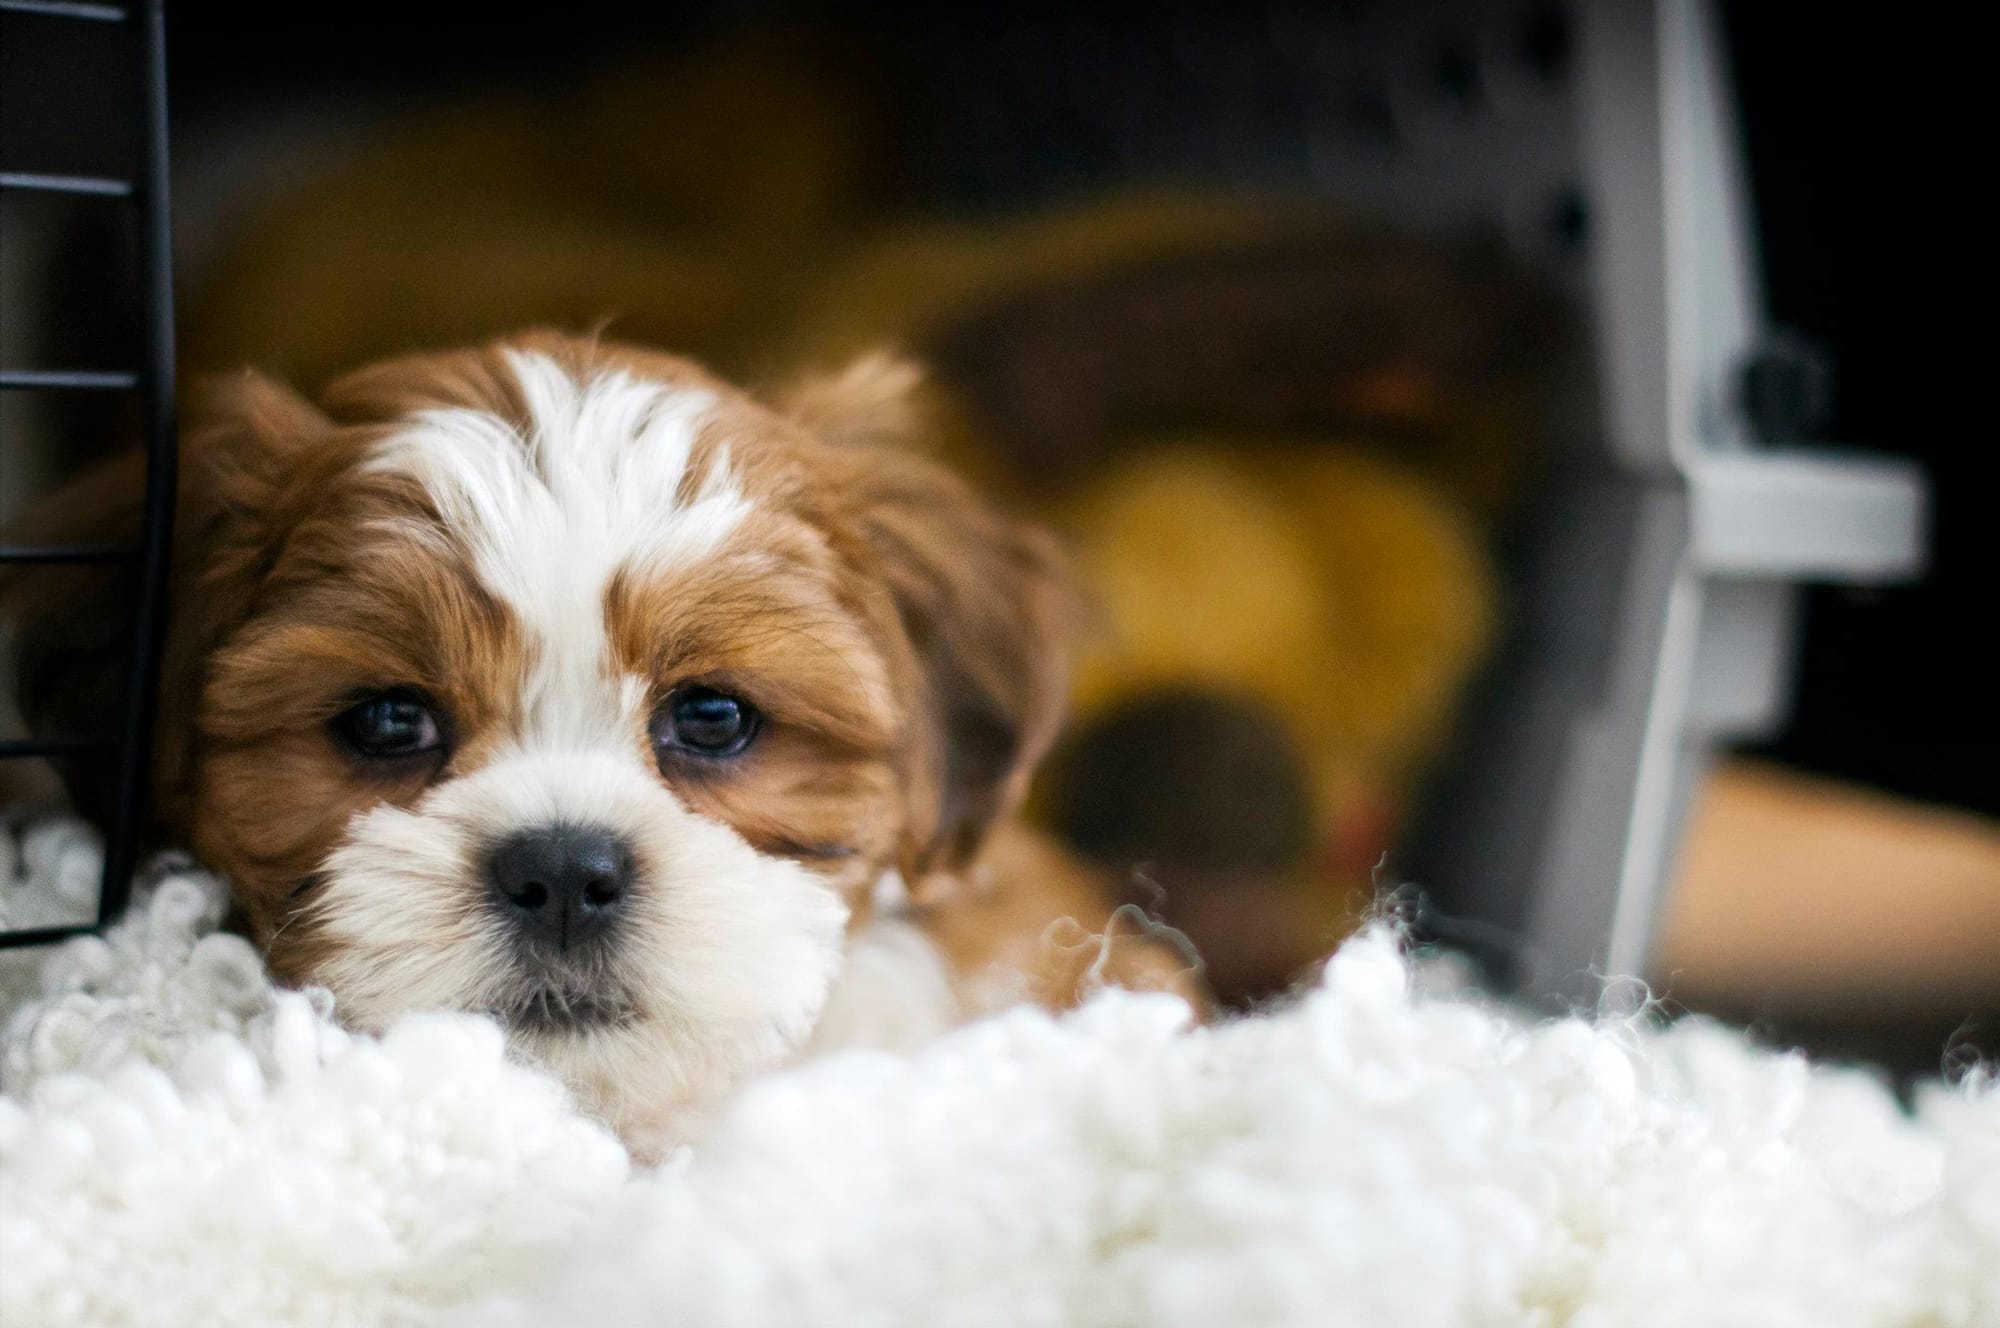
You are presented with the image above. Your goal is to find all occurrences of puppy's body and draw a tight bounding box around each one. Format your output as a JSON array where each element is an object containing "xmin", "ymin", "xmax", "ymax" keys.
[{"xmin": 4, "ymin": 333, "xmax": 1197, "ymax": 1157}]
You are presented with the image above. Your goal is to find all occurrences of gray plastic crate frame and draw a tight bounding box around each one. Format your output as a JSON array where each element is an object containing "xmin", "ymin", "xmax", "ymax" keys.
[{"xmin": 1390, "ymin": 0, "xmax": 1923, "ymax": 1000}]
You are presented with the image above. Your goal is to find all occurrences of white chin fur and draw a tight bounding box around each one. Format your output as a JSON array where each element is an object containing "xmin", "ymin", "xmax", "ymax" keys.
[{"xmin": 311, "ymin": 749, "xmax": 849, "ymax": 1152}]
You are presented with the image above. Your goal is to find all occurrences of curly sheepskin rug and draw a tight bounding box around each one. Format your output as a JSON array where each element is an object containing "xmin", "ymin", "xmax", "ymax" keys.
[{"xmin": 1, "ymin": 822, "xmax": 1996, "ymax": 1328}]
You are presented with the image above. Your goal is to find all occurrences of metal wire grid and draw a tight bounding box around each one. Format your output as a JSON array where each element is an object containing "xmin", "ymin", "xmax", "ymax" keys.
[{"xmin": 0, "ymin": 0, "xmax": 177, "ymax": 946}]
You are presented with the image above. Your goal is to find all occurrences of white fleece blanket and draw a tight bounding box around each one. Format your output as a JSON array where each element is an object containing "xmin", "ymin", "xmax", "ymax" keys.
[{"xmin": 1, "ymin": 823, "xmax": 1995, "ymax": 1328}]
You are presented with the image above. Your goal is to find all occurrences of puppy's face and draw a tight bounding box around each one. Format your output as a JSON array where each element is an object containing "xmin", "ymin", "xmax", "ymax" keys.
[{"xmin": 117, "ymin": 335, "xmax": 1073, "ymax": 1150}]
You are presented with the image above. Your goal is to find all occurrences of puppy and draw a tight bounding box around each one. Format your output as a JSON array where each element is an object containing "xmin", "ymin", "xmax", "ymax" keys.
[{"xmin": 2, "ymin": 332, "xmax": 1199, "ymax": 1157}]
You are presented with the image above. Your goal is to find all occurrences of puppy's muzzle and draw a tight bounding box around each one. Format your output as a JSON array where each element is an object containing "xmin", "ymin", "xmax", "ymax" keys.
[{"xmin": 487, "ymin": 823, "xmax": 633, "ymax": 954}]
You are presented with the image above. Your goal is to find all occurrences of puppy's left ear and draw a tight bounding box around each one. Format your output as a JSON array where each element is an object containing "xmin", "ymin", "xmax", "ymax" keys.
[{"xmin": 792, "ymin": 356, "xmax": 1087, "ymax": 879}]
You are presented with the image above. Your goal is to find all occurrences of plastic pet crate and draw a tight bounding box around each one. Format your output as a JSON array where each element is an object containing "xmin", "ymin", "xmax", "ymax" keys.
[{"xmin": 0, "ymin": 0, "xmax": 1925, "ymax": 1008}]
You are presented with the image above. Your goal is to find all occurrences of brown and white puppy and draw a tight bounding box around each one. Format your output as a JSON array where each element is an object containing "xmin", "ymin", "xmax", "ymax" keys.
[{"xmin": 3, "ymin": 332, "xmax": 1199, "ymax": 1157}]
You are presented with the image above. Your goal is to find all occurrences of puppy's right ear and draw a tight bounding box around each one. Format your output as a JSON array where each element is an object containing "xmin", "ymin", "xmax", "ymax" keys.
[
  {"xmin": 190, "ymin": 369, "xmax": 336, "ymax": 536},
  {"xmin": 156, "ymin": 371, "xmax": 335, "ymax": 823},
  {"xmin": 0, "ymin": 370, "xmax": 330, "ymax": 829}
]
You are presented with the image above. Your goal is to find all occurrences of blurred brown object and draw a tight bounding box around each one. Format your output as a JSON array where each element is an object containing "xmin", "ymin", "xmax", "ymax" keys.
[
  {"xmin": 184, "ymin": 31, "xmax": 894, "ymax": 391},
  {"xmin": 779, "ymin": 198, "xmax": 1570, "ymax": 522},
  {"xmin": 1655, "ymin": 759, "xmax": 2000, "ymax": 1017}
]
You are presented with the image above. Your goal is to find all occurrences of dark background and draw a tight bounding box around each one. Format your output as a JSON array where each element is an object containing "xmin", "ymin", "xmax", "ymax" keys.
[{"xmin": 9, "ymin": 0, "xmax": 1994, "ymax": 814}]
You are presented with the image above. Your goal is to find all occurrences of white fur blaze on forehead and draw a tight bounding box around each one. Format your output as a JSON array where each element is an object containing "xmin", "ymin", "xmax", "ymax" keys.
[
  {"xmin": 367, "ymin": 349, "xmax": 751, "ymax": 594},
  {"xmin": 362, "ymin": 350, "xmax": 754, "ymax": 748}
]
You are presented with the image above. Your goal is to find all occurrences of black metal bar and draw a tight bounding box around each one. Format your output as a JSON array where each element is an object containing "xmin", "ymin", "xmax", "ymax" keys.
[
  {"xmin": 0, "ymin": 923, "xmax": 100, "ymax": 949},
  {"xmin": 0, "ymin": 544, "xmax": 141, "ymax": 564},
  {"xmin": 0, "ymin": 171, "xmax": 135, "ymax": 197},
  {"xmin": 0, "ymin": 1, "xmax": 127, "ymax": 19},
  {"xmin": 0, "ymin": 737, "xmax": 119, "ymax": 758},
  {"xmin": 93, "ymin": 0, "xmax": 177, "ymax": 932},
  {"xmin": 0, "ymin": 369, "xmax": 141, "ymax": 390}
]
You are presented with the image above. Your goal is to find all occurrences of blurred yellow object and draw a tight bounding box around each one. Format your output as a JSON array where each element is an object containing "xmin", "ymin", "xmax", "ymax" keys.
[
  {"xmin": 1029, "ymin": 440, "xmax": 1496, "ymax": 1002},
  {"xmin": 1065, "ymin": 448, "xmax": 1328, "ymax": 724},
  {"xmin": 1064, "ymin": 442, "xmax": 1496, "ymax": 799}
]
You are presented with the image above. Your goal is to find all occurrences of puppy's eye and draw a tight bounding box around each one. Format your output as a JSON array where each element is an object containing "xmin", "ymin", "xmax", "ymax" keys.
[
  {"xmin": 653, "ymin": 686, "xmax": 759, "ymax": 759},
  {"xmin": 332, "ymin": 689, "xmax": 445, "ymax": 759}
]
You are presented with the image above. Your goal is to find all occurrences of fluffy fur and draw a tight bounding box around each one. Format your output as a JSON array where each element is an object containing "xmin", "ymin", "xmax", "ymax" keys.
[
  {"xmin": 1, "ymin": 332, "xmax": 1190, "ymax": 1156},
  {"xmin": 2, "ymin": 835, "xmax": 1994, "ymax": 1328}
]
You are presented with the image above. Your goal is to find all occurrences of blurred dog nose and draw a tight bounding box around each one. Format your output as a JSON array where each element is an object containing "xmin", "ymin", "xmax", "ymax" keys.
[{"xmin": 488, "ymin": 825, "xmax": 633, "ymax": 952}]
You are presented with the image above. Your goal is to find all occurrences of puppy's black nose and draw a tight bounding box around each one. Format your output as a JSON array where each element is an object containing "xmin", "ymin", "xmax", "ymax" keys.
[{"xmin": 488, "ymin": 825, "xmax": 633, "ymax": 952}]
